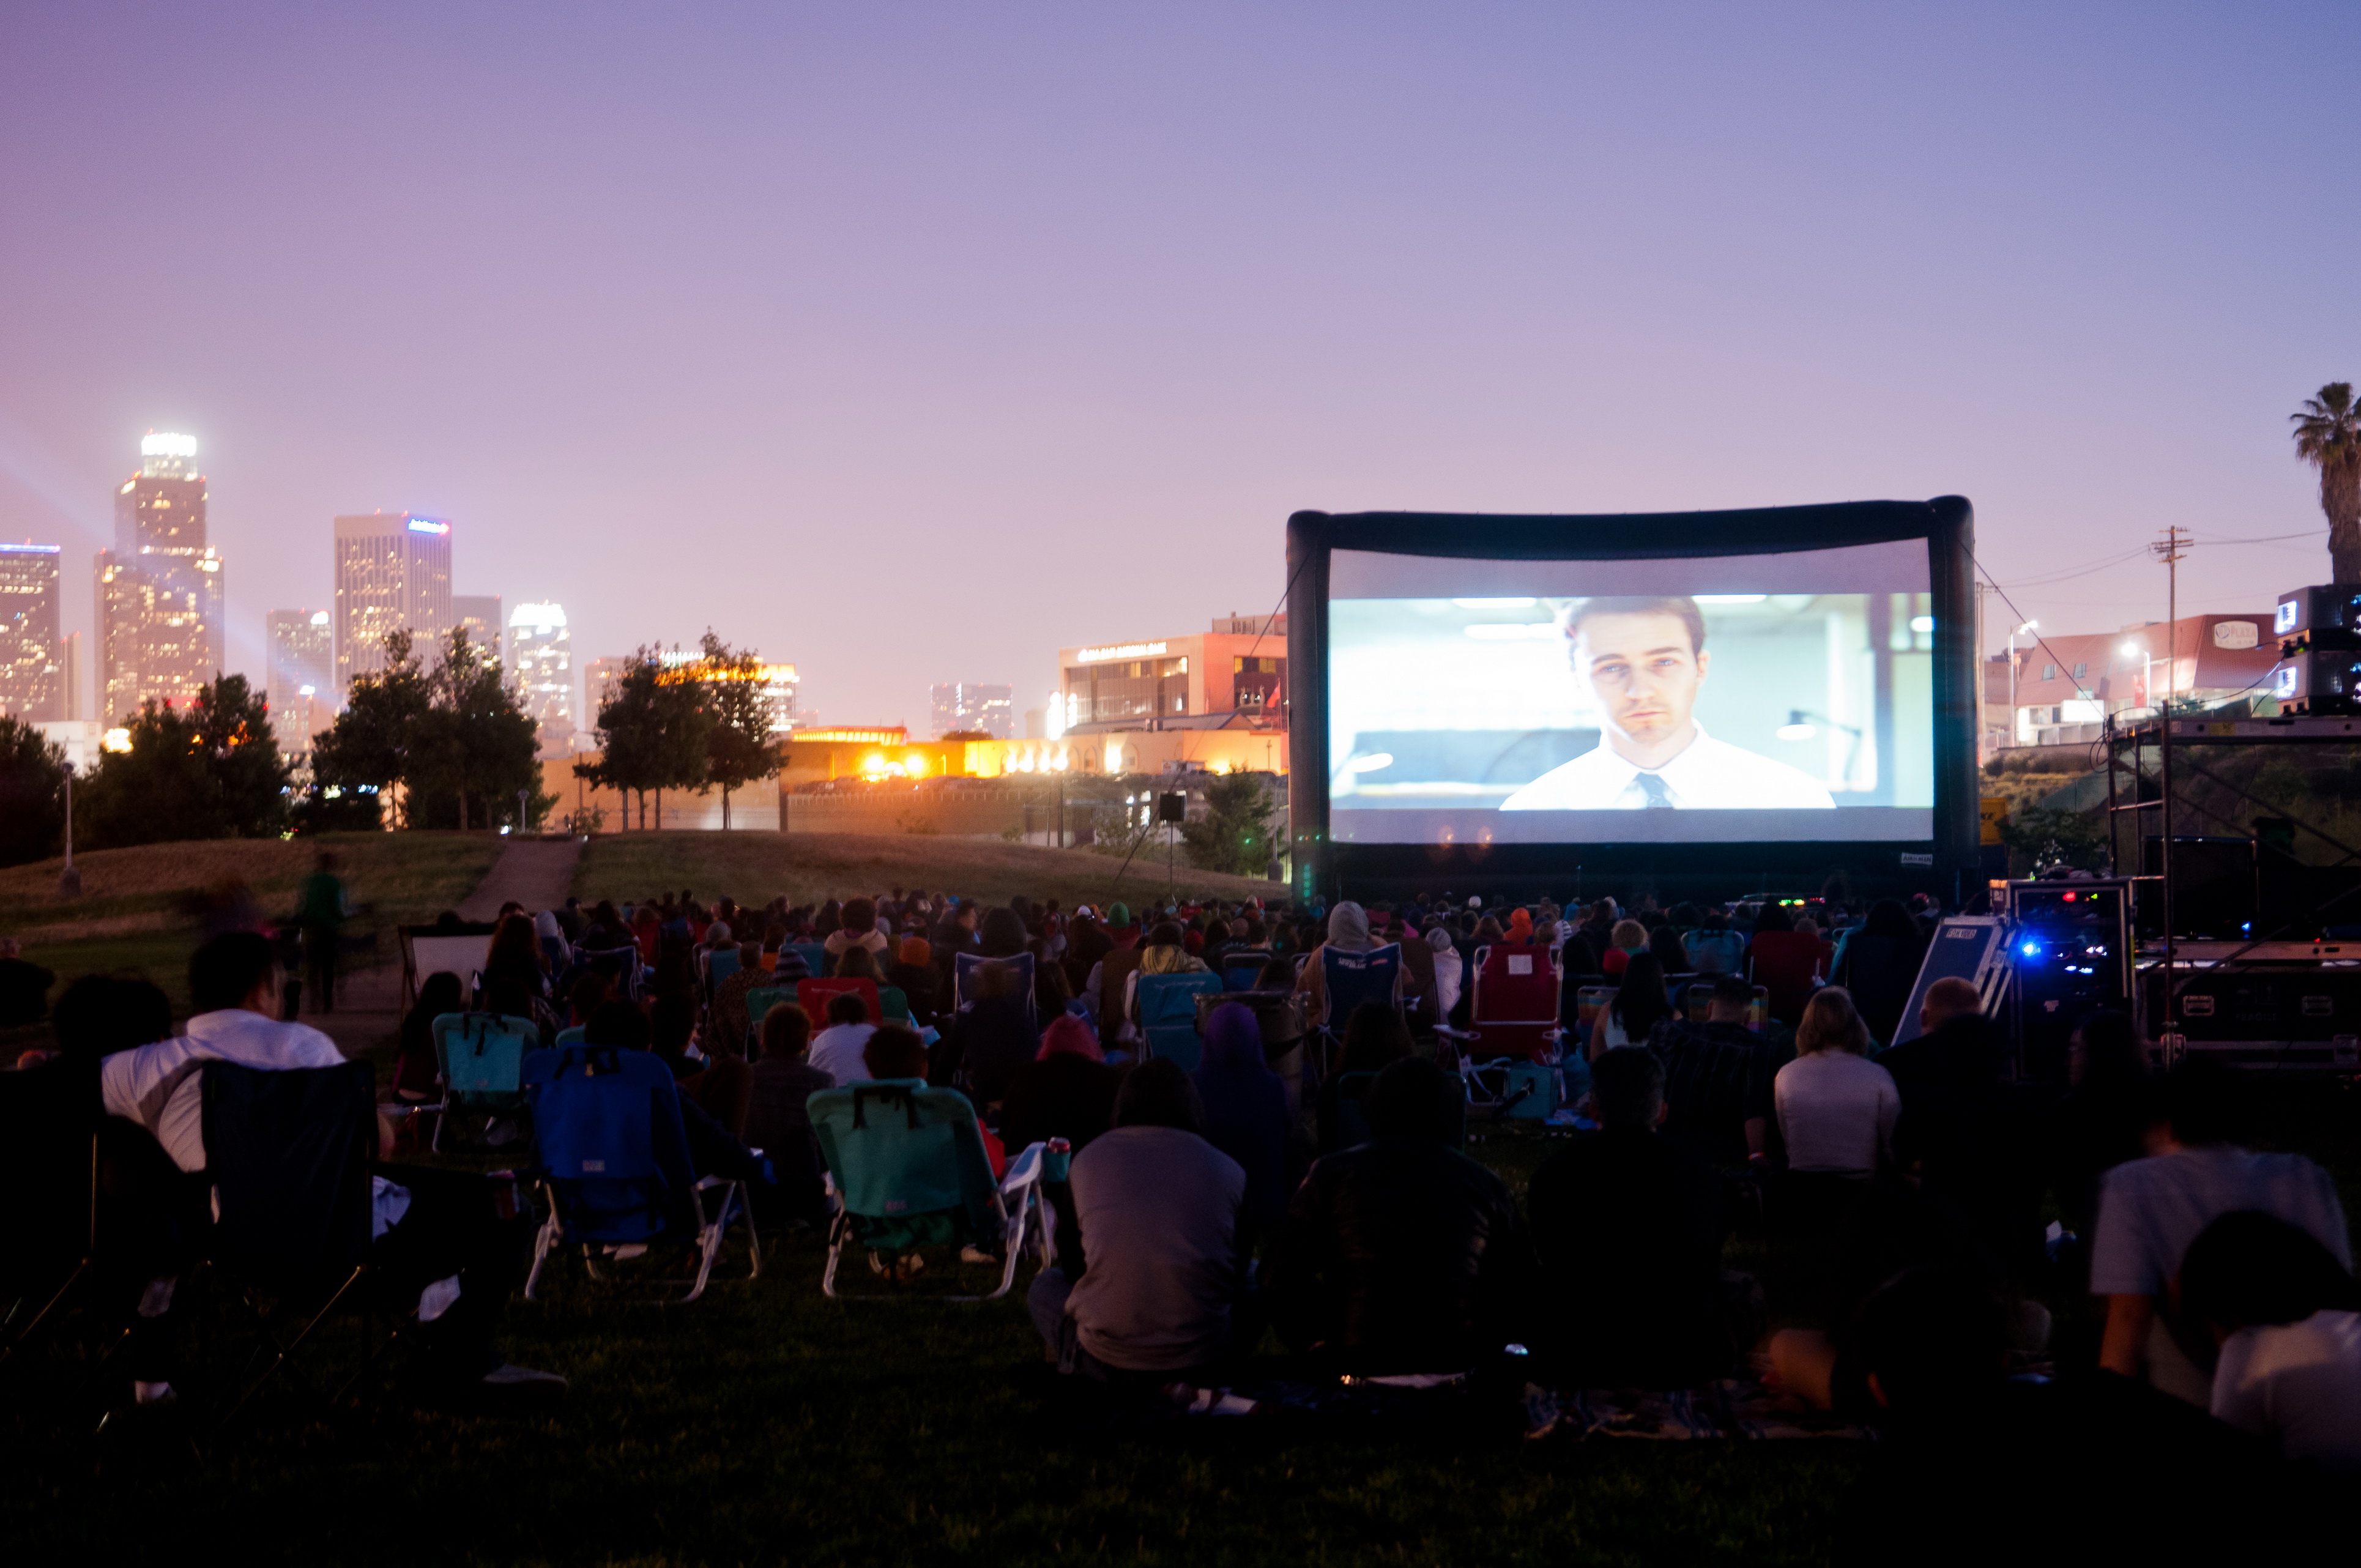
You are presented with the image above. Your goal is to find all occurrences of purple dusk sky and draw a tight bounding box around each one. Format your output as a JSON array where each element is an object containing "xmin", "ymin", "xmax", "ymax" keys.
[{"xmin": 6, "ymin": 2, "xmax": 2358, "ymax": 730}]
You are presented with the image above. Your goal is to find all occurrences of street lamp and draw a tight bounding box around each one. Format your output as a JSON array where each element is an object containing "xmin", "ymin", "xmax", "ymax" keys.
[
  {"xmin": 2120, "ymin": 640, "xmax": 2151, "ymax": 716},
  {"xmin": 58, "ymin": 760, "xmax": 79, "ymax": 899}
]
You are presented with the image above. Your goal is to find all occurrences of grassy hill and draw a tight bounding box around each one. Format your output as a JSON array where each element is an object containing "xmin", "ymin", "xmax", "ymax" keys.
[
  {"xmin": 576, "ymin": 831, "xmax": 1286, "ymax": 912},
  {"xmin": 0, "ymin": 831, "xmax": 504, "ymax": 1016}
]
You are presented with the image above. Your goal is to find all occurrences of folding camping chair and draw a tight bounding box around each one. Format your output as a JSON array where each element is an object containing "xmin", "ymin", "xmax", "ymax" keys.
[
  {"xmin": 1468, "ymin": 944, "xmax": 1561, "ymax": 1062},
  {"xmin": 201, "ymin": 1060, "xmax": 379, "ymax": 1422},
  {"xmin": 1322, "ymin": 1069, "xmax": 1470, "ymax": 1153},
  {"xmin": 1683, "ymin": 982, "xmax": 1772, "ymax": 1031},
  {"xmin": 742, "ymin": 984, "xmax": 792, "ymax": 1052},
  {"xmin": 877, "ymin": 985, "xmax": 912, "ymax": 1024},
  {"xmin": 703, "ymin": 945, "xmax": 742, "ymax": 998},
  {"xmin": 808, "ymin": 1080, "xmax": 1057, "ymax": 1300},
  {"xmin": 798, "ymin": 976, "xmax": 882, "ymax": 1027},
  {"xmin": 428, "ymin": 1010, "xmax": 538, "ymax": 1152},
  {"xmin": 1223, "ymin": 957, "xmax": 1270, "ymax": 992},
  {"xmin": 786, "ymin": 942, "xmax": 828, "ymax": 979},
  {"xmin": 521, "ymin": 1043, "xmax": 760, "ymax": 1306},
  {"xmin": 954, "ymin": 950, "xmax": 1037, "ymax": 1022},
  {"xmin": 0, "ymin": 1058, "xmax": 100, "ymax": 1377},
  {"xmin": 1136, "ymin": 972, "xmax": 1225, "ymax": 1072},
  {"xmin": 1747, "ymin": 931, "xmax": 1829, "ymax": 1026}
]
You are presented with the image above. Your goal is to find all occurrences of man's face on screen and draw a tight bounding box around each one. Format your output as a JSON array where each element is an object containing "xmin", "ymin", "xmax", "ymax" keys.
[{"xmin": 1574, "ymin": 611, "xmax": 1708, "ymax": 755}]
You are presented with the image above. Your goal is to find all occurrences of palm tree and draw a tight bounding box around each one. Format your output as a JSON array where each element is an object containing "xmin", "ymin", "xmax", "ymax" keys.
[{"xmin": 2292, "ymin": 382, "xmax": 2361, "ymax": 583}]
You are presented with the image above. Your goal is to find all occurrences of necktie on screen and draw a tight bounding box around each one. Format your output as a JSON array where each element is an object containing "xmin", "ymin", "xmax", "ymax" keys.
[{"xmin": 1635, "ymin": 773, "xmax": 1675, "ymax": 809}]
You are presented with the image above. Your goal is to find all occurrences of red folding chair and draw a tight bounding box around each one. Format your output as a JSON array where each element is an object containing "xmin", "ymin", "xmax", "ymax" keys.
[
  {"xmin": 797, "ymin": 977, "xmax": 883, "ymax": 1027},
  {"xmin": 1468, "ymin": 943, "xmax": 1560, "ymax": 1063},
  {"xmin": 1746, "ymin": 932, "xmax": 1827, "ymax": 1026}
]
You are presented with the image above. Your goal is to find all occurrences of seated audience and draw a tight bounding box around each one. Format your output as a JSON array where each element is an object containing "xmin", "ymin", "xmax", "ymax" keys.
[
  {"xmin": 886, "ymin": 935, "xmax": 939, "ymax": 1027},
  {"xmin": 1591, "ymin": 951, "xmax": 1673, "ymax": 1055},
  {"xmin": 1882, "ymin": 976, "xmax": 2046, "ymax": 1281},
  {"xmin": 808, "ymin": 990, "xmax": 879, "ymax": 1083},
  {"xmin": 1317, "ymin": 1001, "xmax": 1413, "ymax": 1153},
  {"xmin": 742, "ymin": 1002, "xmax": 832, "ymax": 1224},
  {"xmin": 824, "ymin": 897, "xmax": 888, "ymax": 964},
  {"xmin": 1000, "ymin": 1014, "xmax": 1123, "ymax": 1156},
  {"xmin": 99, "ymin": 932, "xmax": 562, "ymax": 1402},
  {"xmin": 942, "ymin": 959, "xmax": 1038, "ymax": 1107},
  {"xmin": 2091, "ymin": 1057, "xmax": 2351, "ymax": 1405},
  {"xmin": 0, "ymin": 935, "xmax": 55, "ymax": 1028},
  {"xmin": 2181, "ymin": 1210, "xmax": 2361, "ymax": 1473},
  {"xmin": 1528, "ymin": 1047, "xmax": 1757, "ymax": 1386},
  {"xmin": 1264, "ymin": 1058, "xmax": 1532, "ymax": 1374},
  {"xmin": 1829, "ymin": 899, "xmax": 1923, "ymax": 1045},
  {"xmin": 1599, "ymin": 918, "xmax": 1649, "ymax": 979},
  {"xmin": 862, "ymin": 1025, "xmax": 933, "ymax": 1082},
  {"xmin": 1028, "ymin": 1058, "xmax": 1247, "ymax": 1380},
  {"xmin": 2046, "ymin": 1008, "xmax": 2152, "ymax": 1239},
  {"xmin": 1774, "ymin": 987, "xmax": 1897, "ymax": 1180},
  {"xmin": 708, "ymin": 939, "xmax": 767, "ymax": 1055},
  {"xmin": 394, "ymin": 970, "xmax": 465, "ymax": 1104},
  {"xmin": 1194, "ymin": 1001, "xmax": 1295, "ymax": 1239},
  {"xmin": 1648, "ymin": 972, "xmax": 1776, "ymax": 1170}
]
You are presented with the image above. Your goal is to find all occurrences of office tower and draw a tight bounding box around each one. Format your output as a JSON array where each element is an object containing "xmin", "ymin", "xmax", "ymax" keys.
[
  {"xmin": 582, "ymin": 655, "xmax": 629, "ymax": 729},
  {"xmin": 96, "ymin": 433, "xmax": 226, "ymax": 721},
  {"xmin": 508, "ymin": 601, "xmax": 574, "ymax": 752},
  {"xmin": 333, "ymin": 512, "xmax": 452, "ymax": 691},
  {"xmin": 755, "ymin": 661, "xmax": 798, "ymax": 735},
  {"xmin": 929, "ymin": 682, "xmax": 1014, "ymax": 740},
  {"xmin": 266, "ymin": 609, "xmax": 334, "ymax": 757},
  {"xmin": 452, "ymin": 594, "xmax": 502, "ymax": 664},
  {"xmin": 0, "ymin": 543, "xmax": 65, "ymax": 720}
]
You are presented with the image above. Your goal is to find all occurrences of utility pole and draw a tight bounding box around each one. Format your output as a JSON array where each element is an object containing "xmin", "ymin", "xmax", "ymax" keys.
[{"xmin": 2151, "ymin": 524, "xmax": 2191, "ymax": 1059}]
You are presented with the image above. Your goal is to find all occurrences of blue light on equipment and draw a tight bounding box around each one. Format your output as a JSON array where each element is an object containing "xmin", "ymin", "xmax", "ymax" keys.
[{"xmin": 2020, "ymin": 942, "xmax": 2041, "ymax": 957}]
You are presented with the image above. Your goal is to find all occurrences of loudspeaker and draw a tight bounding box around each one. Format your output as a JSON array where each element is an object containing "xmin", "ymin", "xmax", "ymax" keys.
[
  {"xmin": 2275, "ymin": 584, "xmax": 2361, "ymax": 647},
  {"xmin": 2270, "ymin": 648, "xmax": 2361, "ymax": 714},
  {"xmin": 1156, "ymin": 792, "xmax": 1186, "ymax": 823},
  {"xmin": 2139, "ymin": 836, "xmax": 2256, "ymax": 940}
]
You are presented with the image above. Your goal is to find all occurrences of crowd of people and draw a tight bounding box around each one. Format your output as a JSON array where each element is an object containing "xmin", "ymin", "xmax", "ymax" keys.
[{"xmin": 6, "ymin": 868, "xmax": 2358, "ymax": 1530}]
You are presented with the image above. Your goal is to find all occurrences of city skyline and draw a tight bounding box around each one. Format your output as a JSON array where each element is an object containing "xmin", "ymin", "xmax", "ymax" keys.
[{"xmin": 6, "ymin": 7, "xmax": 2360, "ymax": 734}]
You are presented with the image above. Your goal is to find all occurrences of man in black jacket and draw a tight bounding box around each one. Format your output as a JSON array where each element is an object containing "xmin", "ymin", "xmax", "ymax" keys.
[
  {"xmin": 1263, "ymin": 1057, "xmax": 1531, "ymax": 1374},
  {"xmin": 1527, "ymin": 1046, "xmax": 1758, "ymax": 1387}
]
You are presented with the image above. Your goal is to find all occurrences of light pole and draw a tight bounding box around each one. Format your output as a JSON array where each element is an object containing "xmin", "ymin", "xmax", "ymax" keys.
[{"xmin": 57, "ymin": 760, "xmax": 78, "ymax": 899}]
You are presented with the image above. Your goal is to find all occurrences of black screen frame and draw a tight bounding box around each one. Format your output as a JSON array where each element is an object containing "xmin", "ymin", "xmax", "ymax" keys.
[{"xmin": 1285, "ymin": 497, "xmax": 1980, "ymax": 905}]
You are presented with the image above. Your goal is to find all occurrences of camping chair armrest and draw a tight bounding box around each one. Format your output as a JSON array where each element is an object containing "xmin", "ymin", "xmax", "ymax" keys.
[
  {"xmin": 998, "ymin": 1140, "xmax": 1049, "ymax": 1201},
  {"xmin": 1433, "ymin": 1025, "xmax": 1481, "ymax": 1042}
]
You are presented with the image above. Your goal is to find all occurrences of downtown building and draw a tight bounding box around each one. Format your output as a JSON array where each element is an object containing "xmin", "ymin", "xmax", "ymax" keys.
[
  {"xmin": 0, "ymin": 542, "xmax": 69, "ymax": 721},
  {"xmin": 453, "ymin": 594, "xmax": 502, "ymax": 664},
  {"xmin": 265, "ymin": 608, "xmax": 334, "ymax": 757},
  {"xmin": 334, "ymin": 512, "xmax": 452, "ymax": 692},
  {"xmin": 96, "ymin": 433, "xmax": 225, "ymax": 723},
  {"xmin": 508, "ymin": 601, "xmax": 575, "ymax": 755},
  {"xmin": 929, "ymin": 682, "xmax": 1014, "ymax": 740}
]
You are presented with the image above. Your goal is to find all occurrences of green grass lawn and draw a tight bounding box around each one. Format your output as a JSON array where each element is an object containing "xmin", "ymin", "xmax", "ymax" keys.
[
  {"xmin": 0, "ymin": 831, "xmax": 504, "ymax": 1031},
  {"xmin": 576, "ymin": 831, "xmax": 1285, "ymax": 916}
]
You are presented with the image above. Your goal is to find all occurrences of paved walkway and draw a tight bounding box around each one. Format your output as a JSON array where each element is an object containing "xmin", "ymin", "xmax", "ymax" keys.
[
  {"xmin": 456, "ymin": 835, "xmax": 584, "ymax": 921},
  {"xmin": 312, "ymin": 835, "xmax": 582, "ymax": 1057}
]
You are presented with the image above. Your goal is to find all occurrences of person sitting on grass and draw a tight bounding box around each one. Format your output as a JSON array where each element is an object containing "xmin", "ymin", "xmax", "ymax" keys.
[
  {"xmin": 807, "ymin": 990, "xmax": 877, "ymax": 1084},
  {"xmin": 2181, "ymin": 1209, "xmax": 2361, "ymax": 1474},
  {"xmin": 1263, "ymin": 1057, "xmax": 1532, "ymax": 1375},
  {"xmin": 1648, "ymin": 972, "xmax": 1778, "ymax": 1173},
  {"xmin": 99, "ymin": 932, "xmax": 563, "ymax": 1403},
  {"xmin": 1027, "ymin": 1058, "xmax": 1247, "ymax": 1383},
  {"xmin": 1527, "ymin": 1047, "xmax": 1759, "ymax": 1388},
  {"xmin": 742, "ymin": 1002, "xmax": 833, "ymax": 1225},
  {"xmin": 2092, "ymin": 1058, "xmax": 2351, "ymax": 1406}
]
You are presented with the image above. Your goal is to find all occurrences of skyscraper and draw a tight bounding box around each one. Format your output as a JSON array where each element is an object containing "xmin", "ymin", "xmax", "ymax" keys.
[
  {"xmin": 930, "ymin": 682, "xmax": 1014, "ymax": 739},
  {"xmin": 333, "ymin": 513, "xmax": 452, "ymax": 692},
  {"xmin": 508, "ymin": 601, "xmax": 574, "ymax": 754},
  {"xmin": 0, "ymin": 542, "xmax": 65, "ymax": 721},
  {"xmin": 266, "ymin": 609, "xmax": 334, "ymax": 757},
  {"xmin": 96, "ymin": 433, "xmax": 226, "ymax": 721},
  {"xmin": 452, "ymin": 594, "xmax": 502, "ymax": 664}
]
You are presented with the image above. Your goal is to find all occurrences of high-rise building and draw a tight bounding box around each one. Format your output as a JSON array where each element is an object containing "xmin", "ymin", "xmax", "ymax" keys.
[
  {"xmin": 930, "ymin": 682, "xmax": 1014, "ymax": 740},
  {"xmin": 333, "ymin": 512, "xmax": 452, "ymax": 692},
  {"xmin": 95, "ymin": 433, "xmax": 226, "ymax": 721},
  {"xmin": 508, "ymin": 601, "xmax": 574, "ymax": 753},
  {"xmin": 582, "ymin": 655, "xmax": 630, "ymax": 732},
  {"xmin": 266, "ymin": 609, "xmax": 334, "ymax": 757},
  {"xmin": 0, "ymin": 542, "xmax": 65, "ymax": 721},
  {"xmin": 453, "ymin": 594, "xmax": 502, "ymax": 664}
]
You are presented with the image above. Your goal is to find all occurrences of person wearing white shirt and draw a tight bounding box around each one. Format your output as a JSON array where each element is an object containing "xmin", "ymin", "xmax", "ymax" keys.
[
  {"xmin": 1501, "ymin": 596, "xmax": 1837, "ymax": 811},
  {"xmin": 1772, "ymin": 987, "xmax": 1899, "ymax": 1176},
  {"xmin": 102, "ymin": 931, "xmax": 566, "ymax": 1406},
  {"xmin": 808, "ymin": 992, "xmax": 880, "ymax": 1082},
  {"xmin": 2181, "ymin": 1209, "xmax": 2361, "ymax": 1473}
]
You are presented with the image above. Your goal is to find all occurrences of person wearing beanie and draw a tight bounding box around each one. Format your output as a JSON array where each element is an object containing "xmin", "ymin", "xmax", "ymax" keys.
[{"xmin": 888, "ymin": 935, "xmax": 939, "ymax": 1027}]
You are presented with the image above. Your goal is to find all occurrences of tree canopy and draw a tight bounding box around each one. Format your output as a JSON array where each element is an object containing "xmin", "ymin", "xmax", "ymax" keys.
[
  {"xmin": 696, "ymin": 632, "xmax": 780, "ymax": 830},
  {"xmin": 1179, "ymin": 771, "xmax": 1279, "ymax": 878},
  {"xmin": 0, "ymin": 716, "xmax": 67, "ymax": 868},
  {"xmin": 2292, "ymin": 381, "xmax": 2361, "ymax": 584},
  {"xmin": 80, "ymin": 673, "xmax": 291, "ymax": 849},
  {"xmin": 577, "ymin": 637, "xmax": 779, "ymax": 828},
  {"xmin": 311, "ymin": 628, "xmax": 548, "ymax": 830}
]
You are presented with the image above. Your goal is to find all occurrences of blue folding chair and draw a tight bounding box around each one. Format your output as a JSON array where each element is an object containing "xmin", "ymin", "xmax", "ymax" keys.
[
  {"xmin": 1137, "ymin": 972, "xmax": 1226, "ymax": 1072},
  {"xmin": 704, "ymin": 946, "xmax": 742, "ymax": 996},
  {"xmin": 786, "ymin": 942, "xmax": 828, "ymax": 980},
  {"xmin": 573, "ymin": 942, "xmax": 644, "ymax": 1001},
  {"xmin": 554, "ymin": 1025, "xmax": 586, "ymax": 1047},
  {"xmin": 521, "ymin": 1043, "xmax": 760, "ymax": 1305},
  {"xmin": 1223, "ymin": 959, "xmax": 1270, "ymax": 992},
  {"xmin": 428, "ymin": 1011, "xmax": 538, "ymax": 1152},
  {"xmin": 954, "ymin": 950, "xmax": 1037, "ymax": 1024},
  {"xmin": 808, "ymin": 1079, "xmax": 1057, "ymax": 1300}
]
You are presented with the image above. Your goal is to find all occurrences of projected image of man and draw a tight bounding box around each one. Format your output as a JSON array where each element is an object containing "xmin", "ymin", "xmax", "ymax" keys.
[{"xmin": 1500, "ymin": 596, "xmax": 1836, "ymax": 811}]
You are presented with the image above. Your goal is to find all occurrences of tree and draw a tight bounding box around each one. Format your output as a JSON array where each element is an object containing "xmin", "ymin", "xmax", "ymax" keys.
[
  {"xmin": 311, "ymin": 628, "xmax": 548, "ymax": 830},
  {"xmin": 694, "ymin": 631, "xmax": 779, "ymax": 830},
  {"xmin": 0, "ymin": 716, "xmax": 67, "ymax": 867},
  {"xmin": 311, "ymin": 630, "xmax": 429, "ymax": 823},
  {"xmin": 81, "ymin": 674, "xmax": 291, "ymax": 848},
  {"xmin": 578, "ymin": 647, "xmax": 710, "ymax": 830},
  {"xmin": 1179, "ymin": 771, "xmax": 1278, "ymax": 877},
  {"xmin": 407, "ymin": 626, "xmax": 544, "ymax": 830},
  {"xmin": 2292, "ymin": 382, "xmax": 2361, "ymax": 584}
]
